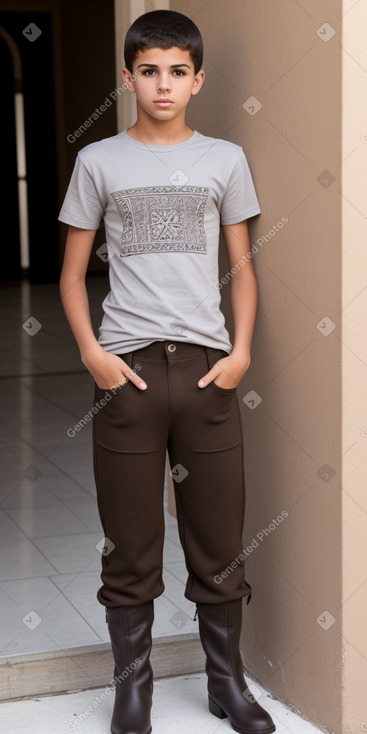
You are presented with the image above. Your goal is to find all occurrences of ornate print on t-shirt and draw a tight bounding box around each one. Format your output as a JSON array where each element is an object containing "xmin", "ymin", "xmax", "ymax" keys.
[{"xmin": 110, "ymin": 185, "xmax": 209, "ymax": 257}]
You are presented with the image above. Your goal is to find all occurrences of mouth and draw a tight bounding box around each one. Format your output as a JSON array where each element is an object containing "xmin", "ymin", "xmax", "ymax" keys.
[{"xmin": 154, "ymin": 99, "xmax": 174, "ymax": 106}]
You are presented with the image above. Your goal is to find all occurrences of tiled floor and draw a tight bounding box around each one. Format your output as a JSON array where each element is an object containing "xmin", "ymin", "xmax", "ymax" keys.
[
  {"xmin": 0, "ymin": 279, "xmax": 324, "ymax": 733},
  {"xmin": 0, "ymin": 672, "xmax": 324, "ymax": 733}
]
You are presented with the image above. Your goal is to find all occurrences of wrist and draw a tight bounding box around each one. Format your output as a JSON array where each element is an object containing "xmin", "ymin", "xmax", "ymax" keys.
[
  {"xmin": 81, "ymin": 342, "xmax": 104, "ymax": 366},
  {"xmin": 230, "ymin": 347, "xmax": 251, "ymax": 363}
]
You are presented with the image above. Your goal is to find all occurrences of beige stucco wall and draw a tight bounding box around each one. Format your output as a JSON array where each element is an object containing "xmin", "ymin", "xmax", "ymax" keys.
[{"xmin": 115, "ymin": 1, "xmax": 367, "ymax": 731}]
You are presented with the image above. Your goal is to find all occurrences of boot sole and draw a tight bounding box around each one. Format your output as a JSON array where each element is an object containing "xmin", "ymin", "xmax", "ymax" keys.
[{"xmin": 209, "ymin": 696, "xmax": 276, "ymax": 733}]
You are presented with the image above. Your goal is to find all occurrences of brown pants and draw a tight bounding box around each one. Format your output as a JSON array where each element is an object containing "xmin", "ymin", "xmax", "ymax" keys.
[{"xmin": 92, "ymin": 341, "xmax": 252, "ymax": 607}]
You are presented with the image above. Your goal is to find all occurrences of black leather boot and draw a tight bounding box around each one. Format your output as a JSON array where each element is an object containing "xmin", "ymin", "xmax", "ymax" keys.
[
  {"xmin": 106, "ymin": 601, "xmax": 154, "ymax": 734},
  {"xmin": 197, "ymin": 600, "xmax": 276, "ymax": 733}
]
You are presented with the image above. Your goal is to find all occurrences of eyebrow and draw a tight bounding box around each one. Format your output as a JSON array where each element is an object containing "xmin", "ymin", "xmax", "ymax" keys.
[{"xmin": 136, "ymin": 63, "xmax": 191, "ymax": 69}]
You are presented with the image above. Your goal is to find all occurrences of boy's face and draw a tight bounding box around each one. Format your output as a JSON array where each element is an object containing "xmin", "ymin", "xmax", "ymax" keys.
[{"xmin": 122, "ymin": 47, "xmax": 205, "ymax": 122}]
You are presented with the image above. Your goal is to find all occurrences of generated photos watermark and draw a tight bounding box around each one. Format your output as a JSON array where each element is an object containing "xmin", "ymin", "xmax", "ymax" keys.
[
  {"xmin": 67, "ymin": 74, "xmax": 141, "ymax": 144},
  {"xmin": 214, "ymin": 510, "xmax": 288, "ymax": 584},
  {"xmin": 66, "ymin": 659, "xmax": 141, "ymax": 731},
  {"xmin": 214, "ymin": 217, "xmax": 289, "ymax": 290},
  {"xmin": 67, "ymin": 364, "xmax": 141, "ymax": 437}
]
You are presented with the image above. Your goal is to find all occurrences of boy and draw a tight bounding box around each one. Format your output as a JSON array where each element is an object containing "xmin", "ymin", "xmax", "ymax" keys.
[{"xmin": 59, "ymin": 9, "xmax": 275, "ymax": 734}]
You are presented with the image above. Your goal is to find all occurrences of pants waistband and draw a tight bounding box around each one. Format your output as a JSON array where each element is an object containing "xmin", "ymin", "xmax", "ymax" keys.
[{"xmin": 117, "ymin": 341, "xmax": 228, "ymax": 361}]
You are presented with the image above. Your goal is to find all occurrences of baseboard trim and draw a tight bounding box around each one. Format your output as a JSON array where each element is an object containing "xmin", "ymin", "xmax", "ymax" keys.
[{"xmin": 0, "ymin": 633, "xmax": 205, "ymax": 702}]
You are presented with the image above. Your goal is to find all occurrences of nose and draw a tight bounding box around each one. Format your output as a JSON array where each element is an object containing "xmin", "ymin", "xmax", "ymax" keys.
[{"xmin": 157, "ymin": 73, "xmax": 171, "ymax": 92}]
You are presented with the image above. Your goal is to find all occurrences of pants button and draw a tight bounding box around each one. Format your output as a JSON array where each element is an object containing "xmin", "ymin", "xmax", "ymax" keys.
[{"xmin": 167, "ymin": 343, "xmax": 176, "ymax": 353}]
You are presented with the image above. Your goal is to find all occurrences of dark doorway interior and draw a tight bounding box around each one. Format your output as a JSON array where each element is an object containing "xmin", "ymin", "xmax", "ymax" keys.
[
  {"xmin": 0, "ymin": 30, "xmax": 21, "ymax": 281},
  {"xmin": 0, "ymin": 11, "xmax": 58, "ymax": 284}
]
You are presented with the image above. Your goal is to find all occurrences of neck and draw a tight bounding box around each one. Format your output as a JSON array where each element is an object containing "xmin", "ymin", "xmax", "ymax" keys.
[{"xmin": 127, "ymin": 108, "xmax": 194, "ymax": 145}]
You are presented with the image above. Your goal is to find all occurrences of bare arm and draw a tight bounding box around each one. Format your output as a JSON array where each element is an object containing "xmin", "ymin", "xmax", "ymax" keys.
[
  {"xmin": 198, "ymin": 219, "xmax": 257, "ymax": 389},
  {"xmin": 59, "ymin": 226, "xmax": 147, "ymax": 390},
  {"xmin": 224, "ymin": 219, "xmax": 258, "ymax": 361}
]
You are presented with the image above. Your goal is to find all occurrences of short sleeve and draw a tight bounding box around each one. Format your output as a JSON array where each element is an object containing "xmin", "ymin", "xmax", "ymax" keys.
[
  {"xmin": 220, "ymin": 151, "xmax": 261, "ymax": 225},
  {"xmin": 58, "ymin": 155, "xmax": 104, "ymax": 229}
]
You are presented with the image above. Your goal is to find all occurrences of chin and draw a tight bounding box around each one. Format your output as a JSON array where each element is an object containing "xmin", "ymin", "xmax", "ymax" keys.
[{"xmin": 151, "ymin": 110, "xmax": 177, "ymax": 119}]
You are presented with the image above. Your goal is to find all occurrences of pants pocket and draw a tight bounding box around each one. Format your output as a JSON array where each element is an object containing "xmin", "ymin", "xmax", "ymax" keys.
[
  {"xmin": 210, "ymin": 381, "xmax": 237, "ymax": 395},
  {"xmin": 204, "ymin": 347, "xmax": 237, "ymax": 394}
]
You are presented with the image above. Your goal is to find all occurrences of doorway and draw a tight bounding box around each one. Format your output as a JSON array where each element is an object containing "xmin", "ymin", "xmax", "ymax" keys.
[{"xmin": 0, "ymin": 11, "xmax": 58, "ymax": 283}]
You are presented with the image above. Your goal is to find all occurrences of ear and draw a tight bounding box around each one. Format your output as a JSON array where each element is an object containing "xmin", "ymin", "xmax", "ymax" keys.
[
  {"xmin": 121, "ymin": 66, "xmax": 137, "ymax": 92},
  {"xmin": 191, "ymin": 69, "xmax": 205, "ymax": 96}
]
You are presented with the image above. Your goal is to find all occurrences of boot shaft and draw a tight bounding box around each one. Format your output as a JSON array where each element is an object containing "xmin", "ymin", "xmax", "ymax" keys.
[
  {"xmin": 106, "ymin": 602, "xmax": 154, "ymax": 734},
  {"xmin": 197, "ymin": 599, "xmax": 244, "ymax": 679}
]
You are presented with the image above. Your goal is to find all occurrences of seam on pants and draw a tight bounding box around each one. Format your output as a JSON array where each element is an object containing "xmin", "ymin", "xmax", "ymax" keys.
[
  {"xmin": 204, "ymin": 345, "xmax": 211, "ymax": 373},
  {"xmin": 236, "ymin": 397, "xmax": 252, "ymax": 604},
  {"xmin": 95, "ymin": 441, "xmax": 156, "ymax": 454},
  {"xmin": 192, "ymin": 440, "xmax": 241, "ymax": 454},
  {"xmin": 93, "ymin": 415, "xmax": 105, "ymax": 532},
  {"xmin": 236, "ymin": 397, "xmax": 246, "ymax": 538},
  {"xmin": 173, "ymin": 482, "xmax": 195, "ymax": 599}
]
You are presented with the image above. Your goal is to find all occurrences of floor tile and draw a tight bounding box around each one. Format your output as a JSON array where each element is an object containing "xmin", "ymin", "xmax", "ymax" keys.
[
  {"xmin": 0, "ymin": 540, "xmax": 57, "ymax": 581},
  {"xmin": 0, "ymin": 672, "xmax": 324, "ymax": 733},
  {"xmin": 32, "ymin": 533, "xmax": 103, "ymax": 575},
  {"xmin": 7, "ymin": 506, "xmax": 92, "ymax": 539}
]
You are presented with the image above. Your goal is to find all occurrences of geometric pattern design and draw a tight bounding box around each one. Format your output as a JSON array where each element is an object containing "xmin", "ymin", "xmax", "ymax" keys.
[{"xmin": 110, "ymin": 185, "xmax": 209, "ymax": 257}]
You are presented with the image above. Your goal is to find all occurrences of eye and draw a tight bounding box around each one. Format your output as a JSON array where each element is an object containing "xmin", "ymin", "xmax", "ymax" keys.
[
  {"xmin": 142, "ymin": 69, "xmax": 156, "ymax": 76},
  {"xmin": 173, "ymin": 69, "xmax": 185, "ymax": 76}
]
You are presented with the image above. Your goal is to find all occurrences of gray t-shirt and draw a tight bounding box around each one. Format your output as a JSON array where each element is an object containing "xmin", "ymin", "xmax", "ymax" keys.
[{"xmin": 58, "ymin": 129, "xmax": 261, "ymax": 355}]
